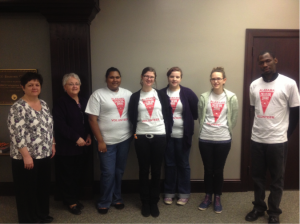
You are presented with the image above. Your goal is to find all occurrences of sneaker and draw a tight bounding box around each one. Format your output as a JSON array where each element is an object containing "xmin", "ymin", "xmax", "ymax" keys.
[
  {"xmin": 198, "ymin": 194, "xmax": 212, "ymax": 210},
  {"xmin": 177, "ymin": 198, "xmax": 189, "ymax": 206},
  {"xmin": 214, "ymin": 194, "xmax": 222, "ymax": 213},
  {"xmin": 164, "ymin": 197, "xmax": 173, "ymax": 205}
]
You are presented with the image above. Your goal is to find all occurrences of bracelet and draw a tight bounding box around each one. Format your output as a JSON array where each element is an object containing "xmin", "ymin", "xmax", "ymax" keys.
[{"xmin": 53, "ymin": 143, "xmax": 56, "ymax": 145}]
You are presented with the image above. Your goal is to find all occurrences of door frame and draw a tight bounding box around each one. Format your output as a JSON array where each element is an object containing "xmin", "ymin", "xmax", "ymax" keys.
[{"xmin": 241, "ymin": 29, "xmax": 299, "ymax": 191}]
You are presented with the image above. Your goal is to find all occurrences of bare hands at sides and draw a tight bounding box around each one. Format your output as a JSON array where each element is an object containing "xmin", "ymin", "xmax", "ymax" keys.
[
  {"xmin": 76, "ymin": 137, "xmax": 86, "ymax": 147},
  {"xmin": 51, "ymin": 144, "xmax": 56, "ymax": 159},
  {"xmin": 98, "ymin": 141, "xmax": 107, "ymax": 153},
  {"xmin": 23, "ymin": 154, "xmax": 34, "ymax": 170},
  {"xmin": 85, "ymin": 134, "xmax": 92, "ymax": 146}
]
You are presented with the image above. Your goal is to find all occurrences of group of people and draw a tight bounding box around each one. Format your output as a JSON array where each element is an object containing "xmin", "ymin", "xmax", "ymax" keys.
[{"xmin": 7, "ymin": 51, "xmax": 299, "ymax": 224}]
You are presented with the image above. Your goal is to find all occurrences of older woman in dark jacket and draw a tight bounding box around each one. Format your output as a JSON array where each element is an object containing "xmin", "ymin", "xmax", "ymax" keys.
[{"xmin": 53, "ymin": 73, "xmax": 91, "ymax": 215}]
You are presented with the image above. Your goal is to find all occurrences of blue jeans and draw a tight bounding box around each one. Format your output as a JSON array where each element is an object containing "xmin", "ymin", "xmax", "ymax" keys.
[
  {"xmin": 164, "ymin": 138, "xmax": 191, "ymax": 199},
  {"xmin": 97, "ymin": 137, "xmax": 132, "ymax": 208}
]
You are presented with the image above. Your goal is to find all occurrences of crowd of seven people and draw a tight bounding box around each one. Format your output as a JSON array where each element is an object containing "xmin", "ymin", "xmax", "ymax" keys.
[{"xmin": 7, "ymin": 51, "xmax": 300, "ymax": 224}]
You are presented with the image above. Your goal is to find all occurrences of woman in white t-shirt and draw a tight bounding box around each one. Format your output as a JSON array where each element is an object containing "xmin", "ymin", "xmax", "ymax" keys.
[
  {"xmin": 198, "ymin": 67, "xmax": 238, "ymax": 213},
  {"xmin": 85, "ymin": 67, "xmax": 132, "ymax": 214},
  {"xmin": 161, "ymin": 67, "xmax": 198, "ymax": 206},
  {"xmin": 128, "ymin": 67, "xmax": 173, "ymax": 218}
]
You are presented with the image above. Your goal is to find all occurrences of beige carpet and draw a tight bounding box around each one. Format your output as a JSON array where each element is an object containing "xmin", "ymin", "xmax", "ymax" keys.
[{"xmin": 0, "ymin": 191, "xmax": 298, "ymax": 223}]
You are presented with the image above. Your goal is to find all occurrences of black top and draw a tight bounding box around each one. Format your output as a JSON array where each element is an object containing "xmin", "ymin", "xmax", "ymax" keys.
[
  {"xmin": 53, "ymin": 93, "xmax": 91, "ymax": 156},
  {"xmin": 128, "ymin": 89, "xmax": 173, "ymax": 138}
]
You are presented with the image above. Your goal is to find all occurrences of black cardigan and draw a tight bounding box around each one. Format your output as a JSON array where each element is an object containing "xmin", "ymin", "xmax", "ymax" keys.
[
  {"xmin": 161, "ymin": 85, "xmax": 198, "ymax": 150},
  {"xmin": 128, "ymin": 89, "xmax": 173, "ymax": 138},
  {"xmin": 53, "ymin": 93, "xmax": 91, "ymax": 156}
]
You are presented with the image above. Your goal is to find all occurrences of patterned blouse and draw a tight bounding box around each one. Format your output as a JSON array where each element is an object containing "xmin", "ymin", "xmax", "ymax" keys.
[{"xmin": 7, "ymin": 98, "xmax": 53, "ymax": 160}]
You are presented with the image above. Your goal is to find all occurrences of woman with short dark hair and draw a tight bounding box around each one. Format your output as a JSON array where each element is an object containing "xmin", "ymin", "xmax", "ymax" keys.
[{"xmin": 7, "ymin": 72, "xmax": 55, "ymax": 223}]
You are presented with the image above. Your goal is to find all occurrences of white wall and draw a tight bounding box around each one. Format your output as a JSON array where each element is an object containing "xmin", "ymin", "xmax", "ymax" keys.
[{"xmin": 90, "ymin": 0, "xmax": 299, "ymax": 180}]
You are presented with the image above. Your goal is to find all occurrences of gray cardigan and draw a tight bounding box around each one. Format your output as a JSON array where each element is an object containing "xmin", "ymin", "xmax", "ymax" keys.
[{"xmin": 198, "ymin": 89, "xmax": 238, "ymax": 137}]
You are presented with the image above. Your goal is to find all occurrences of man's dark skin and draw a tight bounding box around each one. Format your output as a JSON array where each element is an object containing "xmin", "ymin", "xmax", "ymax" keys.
[{"xmin": 251, "ymin": 52, "xmax": 299, "ymax": 138}]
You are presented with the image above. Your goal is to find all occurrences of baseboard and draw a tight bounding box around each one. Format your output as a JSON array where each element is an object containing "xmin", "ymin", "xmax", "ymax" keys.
[
  {"xmin": 0, "ymin": 180, "xmax": 243, "ymax": 196},
  {"xmin": 94, "ymin": 179, "xmax": 244, "ymax": 194}
]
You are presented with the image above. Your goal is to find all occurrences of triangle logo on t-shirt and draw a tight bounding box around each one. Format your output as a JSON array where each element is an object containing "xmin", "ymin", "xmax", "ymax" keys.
[
  {"xmin": 170, "ymin": 97, "xmax": 180, "ymax": 114},
  {"xmin": 259, "ymin": 90, "xmax": 274, "ymax": 114},
  {"xmin": 112, "ymin": 98, "xmax": 125, "ymax": 117},
  {"xmin": 210, "ymin": 101, "xmax": 225, "ymax": 123},
  {"xmin": 142, "ymin": 97, "xmax": 156, "ymax": 117}
]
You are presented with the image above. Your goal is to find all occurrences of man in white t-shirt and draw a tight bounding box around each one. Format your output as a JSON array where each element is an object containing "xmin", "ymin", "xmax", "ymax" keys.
[{"xmin": 245, "ymin": 51, "xmax": 300, "ymax": 224}]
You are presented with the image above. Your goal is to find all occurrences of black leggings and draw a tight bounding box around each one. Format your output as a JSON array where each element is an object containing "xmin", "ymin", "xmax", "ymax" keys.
[
  {"xmin": 135, "ymin": 135, "xmax": 166, "ymax": 204},
  {"xmin": 199, "ymin": 140, "xmax": 231, "ymax": 195}
]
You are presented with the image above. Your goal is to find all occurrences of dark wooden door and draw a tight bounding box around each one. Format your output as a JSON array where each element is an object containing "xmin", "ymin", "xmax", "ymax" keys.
[{"xmin": 241, "ymin": 29, "xmax": 299, "ymax": 191}]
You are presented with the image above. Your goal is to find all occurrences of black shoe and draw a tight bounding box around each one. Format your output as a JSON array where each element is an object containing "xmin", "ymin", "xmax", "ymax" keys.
[
  {"xmin": 245, "ymin": 209, "xmax": 265, "ymax": 221},
  {"xmin": 141, "ymin": 204, "xmax": 150, "ymax": 217},
  {"xmin": 69, "ymin": 205, "xmax": 82, "ymax": 215},
  {"xmin": 114, "ymin": 203, "xmax": 125, "ymax": 210},
  {"xmin": 77, "ymin": 201, "xmax": 84, "ymax": 210},
  {"xmin": 150, "ymin": 204, "xmax": 160, "ymax": 217},
  {"xmin": 40, "ymin": 215, "xmax": 54, "ymax": 223},
  {"xmin": 96, "ymin": 207, "xmax": 109, "ymax": 214},
  {"xmin": 268, "ymin": 216, "xmax": 280, "ymax": 224}
]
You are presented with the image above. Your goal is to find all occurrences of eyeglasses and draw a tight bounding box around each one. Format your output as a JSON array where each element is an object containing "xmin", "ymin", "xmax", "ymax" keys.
[
  {"xmin": 143, "ymin": 75, "xmax": 155, "ymax": 80},
  {"xmin": 67, "ymin": 83, "xmax": 80, "ymax": 86},
  {"xmin": 210, "ymin": 78, "xmax": 223, "ymax": 81}
]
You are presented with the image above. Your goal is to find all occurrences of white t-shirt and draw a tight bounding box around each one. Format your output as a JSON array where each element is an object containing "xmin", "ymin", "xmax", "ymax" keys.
[
  {"xmin": 250, "ymin": 74, "xmax": 300, "ymax": 144},
  {"xmin": 136, "ymin": 89, "xmax": 166, "ymax": 135},
  {"xmin": 167, "ymin": 89, "xmax": 183, "ymax": 138},
  {"xmin": 85, "ymin": 87, "xmax": 132, "ymax": 145},
  {"xmin": 199, "ymin": 92, "xmax": 231, "ymax": 141}
]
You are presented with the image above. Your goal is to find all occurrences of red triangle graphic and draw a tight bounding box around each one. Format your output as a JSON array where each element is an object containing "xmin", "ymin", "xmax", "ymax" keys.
[
  {"xmin": 142, "ymin": 97, "xmax": 156, "ymax": 117},
  {"xmin": 259, "ymin": 91, "xmax": 274, "ymax": 114},
  {"xmin": 112, "ymin": 98, "xmax": 125, "ymax": 117},
  {"xmin": 210, "ymin": 101, "xmax": 225, "ymax": 122},
  {"xmin": 170, "ymin": 97, "xmax": 180, "ymax": 114}
]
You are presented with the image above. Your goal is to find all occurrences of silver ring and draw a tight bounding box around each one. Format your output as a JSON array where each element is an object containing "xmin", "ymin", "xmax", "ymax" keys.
[{"xmin": 145, "ymin": 134, "xmax": 154, "ymax": 139}]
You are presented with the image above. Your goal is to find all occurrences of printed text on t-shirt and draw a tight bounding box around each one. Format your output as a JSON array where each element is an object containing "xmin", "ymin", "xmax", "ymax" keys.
[
  {"xmin": 259, "ymin": 89, "xmax": 274, "ymax": 114},
  {"xmin": 170, "ymin": 97, "xmax": 180, "ymax": 114},
  {"xmin": 210, "ymin": 100, "xmax": 225, "ymax": 123},
  {"xmin": 142, "ymin": 97, "xmax": 156, "ymax": 117},
  {"xmin": 112, "ymin": 98, "xmax": 125, "ymax": 117}
]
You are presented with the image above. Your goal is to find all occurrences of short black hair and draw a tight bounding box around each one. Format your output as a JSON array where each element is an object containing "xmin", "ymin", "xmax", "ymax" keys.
[
  {"xmin": 105, "ymin": 67, "xmax": 121, "ymax": 78},
  {"xmin": 257, "ymin": 51, "xmax": 276, "ymax": 61},
  {"xmin": 20, "ymin": 72, "xmax": 43, "ymax": 87}
]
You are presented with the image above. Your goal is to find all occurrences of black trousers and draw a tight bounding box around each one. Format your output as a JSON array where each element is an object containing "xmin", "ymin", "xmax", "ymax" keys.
[
  {"xmin": 251, "ymin": 140, "xmax": 288, "ymax": 216},
  {"xmin": 12, "ymin": 157, "xmax": 51, "ymax": 223},
  {"xmin": 199, "ymin": 140, "xmax": 231, "ymax": 195},
  {"xmin": 135, "ymin": 135, "xmax": 166, "ymax": 204},
  {"xmin": 55, "ymin": 154, "xmax": 87, "ymax": 206}
]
